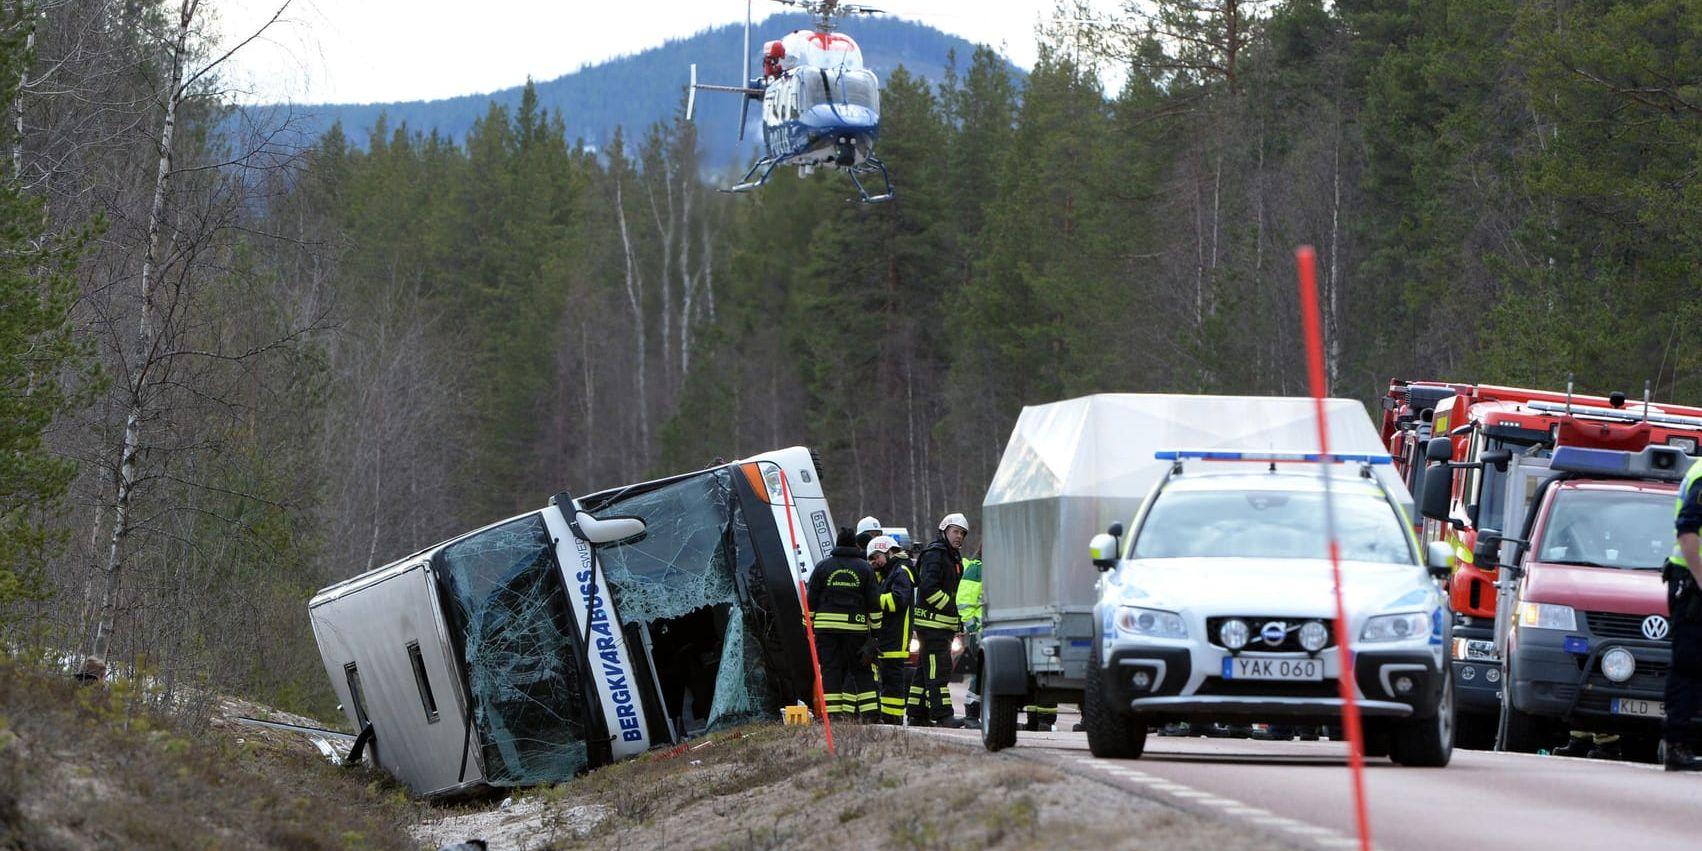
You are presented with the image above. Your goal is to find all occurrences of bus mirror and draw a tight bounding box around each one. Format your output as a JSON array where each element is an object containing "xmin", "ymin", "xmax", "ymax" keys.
[
  {"xmin": 1089, "ymin": 533, "xmax": 1118, "ymax": 571},
  {"xmin": 1108, "ymin": 522, "xmax": 1125, "ymax": 538},
  {"xmin": 1419, "ymin": 468, "xmax": 1451, "ymax": 521},
  {"xmin": 1425, "ymin": 437, "xmax": 1452, "ymax": 462},
  {"xmin": 575, "ymin": 512, "xmax": 647, "ymax": 544}
]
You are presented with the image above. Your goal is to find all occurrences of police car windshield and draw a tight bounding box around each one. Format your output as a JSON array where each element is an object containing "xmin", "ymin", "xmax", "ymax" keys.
[
  {"xmin": 1535, "ymin": 489, "xmax": 1671, "ymax": 570},
  {"xmin": 1133, "ymin": 487, "xmax": 1413, "ymax": 564}
]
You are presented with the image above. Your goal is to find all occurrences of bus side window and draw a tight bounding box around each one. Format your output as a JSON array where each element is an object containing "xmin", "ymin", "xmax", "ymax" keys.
[
  {"xmin": 407, "ymin": 641, "xmax": 440, "ymax": 723},
  {"xmin": 344, "ymin": 662, "xmax": 370, "ymax": 729}
]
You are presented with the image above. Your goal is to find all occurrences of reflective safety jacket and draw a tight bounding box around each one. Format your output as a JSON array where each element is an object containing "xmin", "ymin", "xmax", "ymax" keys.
[
  {"xmin": 807, "ymin": 545, "xmax": 879, "ymax": 633},
  {"xmin": 1672, "ymin": 458, "xmax": 1702, "ymax": 568},
  {"xmin": 875, "ymin": 555, "xmax": 915, "ymax": 658},
  {"xmin": 956, "ymin": 558, "xmax": 983, "ymax": 627},
  {"xmin": 914, "ymin": 537, "xmax": 963, "ymax": 633}
]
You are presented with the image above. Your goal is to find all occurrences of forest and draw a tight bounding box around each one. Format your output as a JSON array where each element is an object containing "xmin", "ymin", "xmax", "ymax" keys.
[{"xmin": 3, "ymin": 0, "xmax": 1700, "ymax": 719}]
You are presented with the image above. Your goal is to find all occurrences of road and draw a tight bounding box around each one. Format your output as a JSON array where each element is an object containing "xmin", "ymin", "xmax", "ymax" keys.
[{"xmin": 912, "ymin": 719, "xmax": 1702, "ymax": 850}]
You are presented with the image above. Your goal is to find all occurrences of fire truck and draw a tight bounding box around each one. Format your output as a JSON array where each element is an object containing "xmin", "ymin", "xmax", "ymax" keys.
[{"xmin": 1381, "ymin": 380, "xmax": 1702, "ymax": 747}]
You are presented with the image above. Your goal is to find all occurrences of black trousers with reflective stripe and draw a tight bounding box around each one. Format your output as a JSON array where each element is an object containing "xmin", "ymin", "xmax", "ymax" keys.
[
  {"xmin": 816, "ymin": 629, "xmax": 875, "ymax": 718},
  {"xmin": 908, "ymin": 630, "xmax": 954, "ymax": 722},
  {"xmin": 877, "ymin": 656, "xmax": 908, "ymax": 721},
  {"xmin": 1666, "ymin": 612, "xmax": 1702, "ymax": 742}
]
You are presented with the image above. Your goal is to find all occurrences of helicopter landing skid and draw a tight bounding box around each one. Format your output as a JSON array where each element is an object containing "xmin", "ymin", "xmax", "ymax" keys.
[
  {"xmin": 723, "ymin": 156, "xmax": 779, "ymax": 194},
  {"xmin": 847, "ymin": 156, "xmax": 894, "ymax": 204}
]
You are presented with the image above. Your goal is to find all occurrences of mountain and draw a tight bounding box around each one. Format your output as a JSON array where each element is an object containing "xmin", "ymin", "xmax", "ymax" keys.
[{"xmin": 268, "ymin": 14, "xmax": 1017, "ymax": 170}]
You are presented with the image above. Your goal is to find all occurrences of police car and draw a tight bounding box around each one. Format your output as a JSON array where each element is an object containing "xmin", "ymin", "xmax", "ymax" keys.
[{"xmin": 1082, "ymin": 451, "xmax": 1456, "ymax": 766}]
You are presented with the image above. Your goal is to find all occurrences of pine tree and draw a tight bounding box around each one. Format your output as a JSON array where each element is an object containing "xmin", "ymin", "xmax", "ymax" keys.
[{"xmin": 0, "ymin": 8, "xmax": 93, "ymax": 609}]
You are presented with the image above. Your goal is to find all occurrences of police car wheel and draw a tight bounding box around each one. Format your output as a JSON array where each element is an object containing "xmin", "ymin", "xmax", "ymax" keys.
[
  {"xmin": 1390, "ymin": 676, "xmax": 1454, "ymax": 767},
  {"xmin": 1083, "ymin": 643, "xmax": 1147, "ymax": 759}
]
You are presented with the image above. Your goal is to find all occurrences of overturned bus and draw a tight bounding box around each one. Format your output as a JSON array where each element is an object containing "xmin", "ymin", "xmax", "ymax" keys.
[{"xmin": 308, "ymin": 448, "xmax": 836, "ymax": 797}]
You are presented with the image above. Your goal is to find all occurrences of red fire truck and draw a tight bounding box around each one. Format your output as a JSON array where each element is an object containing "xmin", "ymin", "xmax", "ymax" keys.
[{"xmin": 1381, "ymin": 380, "xmax": 1702, "ymax": 747}]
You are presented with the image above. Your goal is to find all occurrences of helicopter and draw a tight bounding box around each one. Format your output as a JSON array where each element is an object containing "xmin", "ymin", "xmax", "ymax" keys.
[{"xmin": 686, "ymin": 0, "xmax": 894, "ymax": 203}]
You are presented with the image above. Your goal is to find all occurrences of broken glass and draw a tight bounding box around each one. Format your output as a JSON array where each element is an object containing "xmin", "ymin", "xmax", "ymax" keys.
[
  {"xmin": 593, "ymin": 471, "xmax": 739, "ymax": 625},
  {"xmin": 592, "ymin": 470, "xmax": 781, "ymax": 732},
  {"xmin": 435, "ymin": 514, "xmax": 591, "ymax": 785}
]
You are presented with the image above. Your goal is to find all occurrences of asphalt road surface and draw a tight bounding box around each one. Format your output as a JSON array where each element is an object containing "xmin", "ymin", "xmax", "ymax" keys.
[{"xmin": 913, "ymin": 715, "xmax": 1702, "ymax": 850}]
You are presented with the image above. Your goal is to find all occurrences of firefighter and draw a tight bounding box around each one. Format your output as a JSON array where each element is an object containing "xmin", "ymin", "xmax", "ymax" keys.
[
  {"xmin": 808, "ymin": 529, "xmax": 880, "ymax": 721},
  {"xmin": 855, "ymin": 515, "xmax": 883, "ymax": 552},
  {"xmin": 1664, "ymin": 458, "xmax": 1702, "ymax": 770},
  {"xmin": 867, "ymin": 534, "xmax": 914, "ymax": 725},
  {"xmin": 909, "ymin": 513, "xmax": 969, "ymax": 728}
]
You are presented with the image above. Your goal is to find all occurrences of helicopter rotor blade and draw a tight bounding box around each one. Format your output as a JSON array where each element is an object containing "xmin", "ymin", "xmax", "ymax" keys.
[
  {"xmin": 739, "ymin": 0, "xmax": 751, "ymax": 140},
  {"xmin": 687, "ymin": 63, "xmax": 698, "ymax": 120}
]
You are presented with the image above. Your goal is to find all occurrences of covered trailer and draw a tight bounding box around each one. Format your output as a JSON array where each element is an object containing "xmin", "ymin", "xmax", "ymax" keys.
[{"xmin": 976, "ymin": 394, "xmax": 1411, "ymax": 746}]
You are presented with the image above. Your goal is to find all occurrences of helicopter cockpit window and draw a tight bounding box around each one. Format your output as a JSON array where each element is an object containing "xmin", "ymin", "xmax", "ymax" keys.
[{"xmin": 799, "ymin": 69, "xmax": 880, "ymax": 117}]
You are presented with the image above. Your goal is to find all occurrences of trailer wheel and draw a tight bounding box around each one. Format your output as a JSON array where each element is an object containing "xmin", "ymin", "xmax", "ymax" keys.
[
  {"xmin": 981, "ymin": 654, "xmax": 1019, "ymax": 752},
  {"xmin": 1082, "ymin": 645, "xmax": 1146, "ymax": 759}
]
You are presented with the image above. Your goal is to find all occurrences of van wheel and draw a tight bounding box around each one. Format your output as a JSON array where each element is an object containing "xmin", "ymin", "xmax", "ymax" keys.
[
  {"xmin": 981, "ymin": 653, "xmax": 1018, "ymax": 751},
  {"xmin": 1391, "ymin": 677, "xmax": 1454, "ymax": 767},
  {"xmin": 1083, "ymin": 644, "xmax": 1147, "ymax": 759},
  {"xmin": 1498, "ymin": 704, "xmax": 1550, "ymax": 753},
  {"xmin": 1496, "ymin": 664, "xmax": 1554, "ymax": 754}
]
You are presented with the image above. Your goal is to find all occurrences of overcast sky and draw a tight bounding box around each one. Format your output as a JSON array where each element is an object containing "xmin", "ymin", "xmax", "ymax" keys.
[{"xmin": 215, "ymin": 1, "xmax": 1098, "ymax": 105}]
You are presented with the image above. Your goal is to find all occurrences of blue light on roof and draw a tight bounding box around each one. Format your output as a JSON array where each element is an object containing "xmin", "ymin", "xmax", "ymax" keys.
[
  {"xmin": 1154, "ymin": 450, "xmax": 1393, "ymax": 465},
  {"xmin": 1549, "ymin": 446, "xmax": 1632, "ymax": 477}
]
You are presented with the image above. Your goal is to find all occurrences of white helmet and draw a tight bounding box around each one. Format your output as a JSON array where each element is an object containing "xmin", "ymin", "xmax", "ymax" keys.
[
  {"xmin": 855, "ymin": 516, "xmax": 882, "ymax": 535},
  {"xmin": 938, "ymin": 512, "xmax": 969, "ymax": 533},
  {"xmin": 865, "ymin": 535, "xmax": 897, "ymax": 558}
]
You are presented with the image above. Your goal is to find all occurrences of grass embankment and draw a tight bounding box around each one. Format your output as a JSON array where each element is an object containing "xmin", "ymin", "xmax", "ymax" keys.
[
  {"xmin": 0, "ymin": 657, "xmax": 420, "ymax": 850},
  {"xmin": 419, "ymin": 723, "xmax": 1274, "ymax": 851}
]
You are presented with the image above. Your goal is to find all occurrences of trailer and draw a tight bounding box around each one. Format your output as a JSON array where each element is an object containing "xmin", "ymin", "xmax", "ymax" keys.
[
  {"xmin": 309, "ymin": 448, "xmax": 834, "ymax": 797},
  {"xmin": 976, "ymin": 394, "xmax": 1412, "ymax": 751}
]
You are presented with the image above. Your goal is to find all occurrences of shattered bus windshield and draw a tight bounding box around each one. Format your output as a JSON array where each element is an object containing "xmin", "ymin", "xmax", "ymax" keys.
[
  {"xmin": 590, "ymin": 469, "xmax": 780, "ymax": 733},
  {"xmin": 434, "ymin": 514, "xmax": 593, "ymax": 784}
]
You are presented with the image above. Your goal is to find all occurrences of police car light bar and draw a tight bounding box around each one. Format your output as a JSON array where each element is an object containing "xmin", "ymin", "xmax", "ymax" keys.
[
  {"xmin": 1549, "ymin": 445, "xmax": 1689, "ymax": 482},
  {"xmin": 1154, "ymin": 450, "xmax": 1393, "ymax": 465}
]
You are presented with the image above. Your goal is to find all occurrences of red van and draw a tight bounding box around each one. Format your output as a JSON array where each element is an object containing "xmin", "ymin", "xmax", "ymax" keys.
[{"xmin": 1495, "ymin": 445, "xmax": 1694, "ymax": 757}]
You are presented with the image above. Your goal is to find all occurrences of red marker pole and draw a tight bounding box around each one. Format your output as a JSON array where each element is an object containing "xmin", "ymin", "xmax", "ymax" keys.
[
  {"xmin": 1296, "ymin": 245, "xmax": 1372, "ymax": 851},
  {"xmin": 779, "ymin": 471, "xmax": 835, "ymax": 755}
]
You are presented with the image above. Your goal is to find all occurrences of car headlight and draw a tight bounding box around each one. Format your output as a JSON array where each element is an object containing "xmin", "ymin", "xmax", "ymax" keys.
[
  {"xmin": 1361, "ymin": 611, "xmax": 1429, "ymax": 642},
  {"xmin": 1601, "ymin": 647, "xmax": 1636, "ymax": 683},
  {"xmin": 1116, "ymin": 606, "xmax": 1187, "ymax": 639},
  {"xmin": 951, "ymin": 635, "xmax": 964, "ymax": 655},
  {"xmin": 1516, "ymin": 602, "xmax": 1578, "ymax": 631},
  {"xmin": 1298, "ymin": 620, "xmax": 1329, "ymax": 652},
  {"xmin": 1218, "ymin": 618, "xmax": 1249, "ymax": 649}
]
